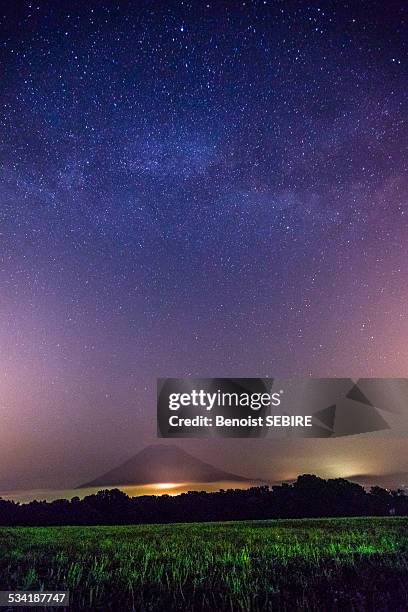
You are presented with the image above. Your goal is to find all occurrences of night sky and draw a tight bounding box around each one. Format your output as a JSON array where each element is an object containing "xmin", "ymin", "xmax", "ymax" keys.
[{"xmin": 1, "ymin": 1, "xmax": 408, "ymax": 492}]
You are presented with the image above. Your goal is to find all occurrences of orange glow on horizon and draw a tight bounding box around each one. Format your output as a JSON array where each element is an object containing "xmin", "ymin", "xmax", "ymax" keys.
[{"xmin": 154, "ymin": 482, "xmax": 181, "ymax": 490}]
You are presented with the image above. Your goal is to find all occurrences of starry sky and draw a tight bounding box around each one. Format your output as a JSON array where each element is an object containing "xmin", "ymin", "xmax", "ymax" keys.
[{"xmin": 1, "ymin": 0, "xmax": 408, "ymax": 492}]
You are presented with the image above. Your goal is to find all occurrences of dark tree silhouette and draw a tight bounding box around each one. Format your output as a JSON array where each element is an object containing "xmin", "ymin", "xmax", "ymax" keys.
[{"xmin": 0, "ymin": 475, "xmax": 405, "ymax": 526}]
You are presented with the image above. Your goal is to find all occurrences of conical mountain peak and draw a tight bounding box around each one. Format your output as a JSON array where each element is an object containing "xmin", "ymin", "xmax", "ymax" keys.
[{"xmin": 79, "ymin": 445, "xmax": 248, "ymax": 488}]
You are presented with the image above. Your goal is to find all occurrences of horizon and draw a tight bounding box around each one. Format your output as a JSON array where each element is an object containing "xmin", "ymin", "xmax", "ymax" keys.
[
  {"xmin": 1, "ymin": 442, "xmax": 407, "ymax": 503},
  {"xmin": 1, "ymin": 473, "xmax": 406, "ymax": 506}
]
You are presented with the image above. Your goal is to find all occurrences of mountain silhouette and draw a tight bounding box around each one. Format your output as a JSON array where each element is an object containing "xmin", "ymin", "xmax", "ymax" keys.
[{"xmin": 79, "ymin": 444, "xmax": 249, "ymax": 488}]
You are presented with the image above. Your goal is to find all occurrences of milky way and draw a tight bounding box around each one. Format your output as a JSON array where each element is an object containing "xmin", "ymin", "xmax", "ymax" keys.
[{"xmin": 1, "ymin": 1, "xmax": 408, "ymax": 490}]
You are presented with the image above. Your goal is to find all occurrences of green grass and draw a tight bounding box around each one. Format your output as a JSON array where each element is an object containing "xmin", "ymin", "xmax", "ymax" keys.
[{"xmin": 0, "ymin": 517, "xmax": 407, "ymax": 610}]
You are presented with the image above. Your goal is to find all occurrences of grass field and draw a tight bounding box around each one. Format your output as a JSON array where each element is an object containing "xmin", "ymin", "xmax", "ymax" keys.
[{"xmin": 0, "ymin": 517, "xmax": 407, "ymax": 610}]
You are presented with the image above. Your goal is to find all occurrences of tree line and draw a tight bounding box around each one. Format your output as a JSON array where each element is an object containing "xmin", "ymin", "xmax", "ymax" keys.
[{"xmin": 0, "ymin": 475, "xmax": 407, "ymax": 526}]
